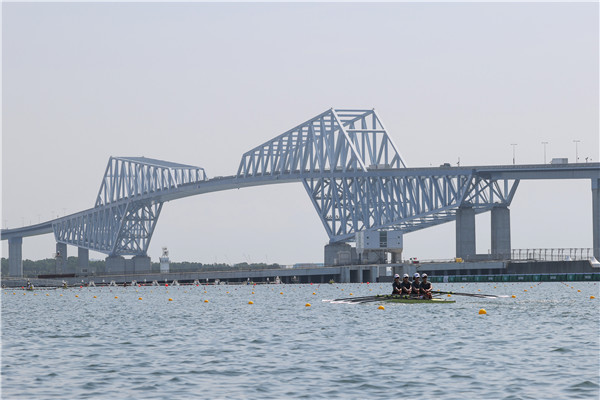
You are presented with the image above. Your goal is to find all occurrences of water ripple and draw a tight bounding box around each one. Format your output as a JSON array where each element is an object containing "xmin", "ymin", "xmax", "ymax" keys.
[{"xmin": 2, "ymin": 282, "xmax": 599, "ymax": 399}]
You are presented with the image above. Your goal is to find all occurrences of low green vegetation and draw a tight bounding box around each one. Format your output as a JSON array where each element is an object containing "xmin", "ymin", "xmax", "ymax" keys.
[{"xmin": 0, "ymin": 258, "xmax": 282, "ymax": 277}]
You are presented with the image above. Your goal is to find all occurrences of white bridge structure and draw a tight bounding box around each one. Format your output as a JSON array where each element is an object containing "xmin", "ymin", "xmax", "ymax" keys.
[{"xmin": 2, "ymin": 108, "xmax": 599, "ymax": 276}]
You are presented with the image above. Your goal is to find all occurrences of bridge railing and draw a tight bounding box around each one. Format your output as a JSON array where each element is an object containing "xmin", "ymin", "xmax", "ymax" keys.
[{"xmin": 510, "ymin": 248, "xmax": 594, "ymax": 261}]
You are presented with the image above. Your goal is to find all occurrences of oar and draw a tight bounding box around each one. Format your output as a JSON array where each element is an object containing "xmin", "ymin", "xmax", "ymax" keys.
[
  {"xmin": 431, "ymin": 290, "xmax": 498, "ymax": 298},
  {"xmin": 332, "ymin": 295, "xmax": 379, "ymax": 302}
]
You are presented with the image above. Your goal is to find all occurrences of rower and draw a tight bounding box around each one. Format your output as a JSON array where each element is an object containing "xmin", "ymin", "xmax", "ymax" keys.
[
  {"xmin": 420, "ymin": 273, "xmax": 433, "ymax": 299},
  {"xmin": 392, "ymin": 274, "xmax": 402, "ymax": 295},
  {"xmin": 400, "ymin": 274, "xmax": 412, "ymax": 296},
  {"xmin": 411, "ymin": 273, "xmax": 421, "ymax": 297}
]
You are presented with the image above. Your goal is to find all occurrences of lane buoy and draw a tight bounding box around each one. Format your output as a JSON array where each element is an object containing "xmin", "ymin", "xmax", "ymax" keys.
[
  {"xmin": 305, "ymin": 303, "xmax": 311, "ymax": 307},
  {"xmin": 479, "ymin": 309, "xmax": 487, "ymax": 315},
  {"xmin": 114, "ymin": 296, "xmax": 118, "ymax": 299},
  {"xmin": 248, "ymin": 301, "xmax": 254, "ymax": 304},
  {"xmin": 591, "ymin": 296, "xmax": 596, "ymax": 299},
  {"xmin": 138, "ymin": 297, "xmax": 142, "ymax": 300},
  {"xmin": 378, "ymin": 305, "xmax": 385, "ymax": 310},
  {"xmin": 168, "ymin": 298, "xmax": 173, "ymax": 301},
  {"xmin": 204, "ymin": 299, "xmax": 209, "ymax": 303},
  {"xmin": 511, "ymin": 295, "xmax": 516, "ymax": 298},
  {"xmin": 447, "ymin": 294, "xmax": 452, "ymax": 297}
]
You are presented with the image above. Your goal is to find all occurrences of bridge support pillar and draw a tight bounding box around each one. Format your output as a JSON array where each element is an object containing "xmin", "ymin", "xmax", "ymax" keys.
[
  {"xmin": 8, "ymin": 237, "xmax": 23, "ymax": 277},
  {"xmin": 77, "ymin": 248, "xmax": 90, "ymax": 274},
  {"xmin": 491, "ymin": 205, "xmax": 511, "ymax": 259},
  {"xmin": 131, "ymin": 255, "xmax": 151, "ymax": 273},
  {"xmin": 456, "ymin": 206, "xmax": 476, "ymax": 260},
  {"xmin": 593, "ymin": 179, "xmax": 600, "ymax": 260},
  {"xmin": 324, "ymin": 243, "xmax": 356, "ymax": 266},
  {"xmin": 339, "ymin": 267, "xmax": 351, "ymax": 283},
  {"xmin": 55, "ymin": 243, "xmax": 67, "ymax": 274},
  {"xmin": 106, "ymin": 256, "xmax": 125, "ymax": 274}
]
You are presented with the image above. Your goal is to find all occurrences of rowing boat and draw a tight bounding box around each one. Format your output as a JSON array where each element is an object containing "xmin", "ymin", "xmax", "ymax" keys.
[{"xmin": 376, "ymin": 295, "xmax": 456, "ymax": 304}]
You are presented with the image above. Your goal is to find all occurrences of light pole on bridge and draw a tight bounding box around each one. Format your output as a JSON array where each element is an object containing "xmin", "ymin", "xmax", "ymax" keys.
[
  {"xmin": 511, "ymin": 143, "xmax": 518, "ymax": 165},
  {"xmin": 573, "ymin": 140, "xmax": 580, "ymax": 163},
  {"xmin": 541, "ymin": 141, "xmax": 548, "ymax": 164}
]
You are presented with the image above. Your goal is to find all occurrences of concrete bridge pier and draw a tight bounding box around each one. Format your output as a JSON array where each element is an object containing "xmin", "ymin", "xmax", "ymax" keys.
[
  {"xmin": 77, "ymin": 247, "xmax": 90, "ymax": 274},
  {"xmin": 456, "ymin": 206, "xmax": 476, "ymax": 259},
  {"xmin": 491, "ymin": 205, "xmax": 511, "ymax": 259},
  {"xmin": 593, "ymin": 178, "xmax": 600, "ymax": 260},
  {"xmin": 55, "ymin": 243, "xmax": 67, "ymax": 274},
  {"xmin": 8, "ymin": 237, "xmax": 23, "ymax": 277}
]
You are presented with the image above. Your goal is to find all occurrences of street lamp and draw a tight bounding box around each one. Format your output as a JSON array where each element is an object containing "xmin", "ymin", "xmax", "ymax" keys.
[
  {"xmin": 511, "ymin": 143, "xmax": 518, "ymax": 165},
  {"xmin": 541, "ymin": 141, "xmax": 548, "ymax": 164},
  {"xmin": 573, "ymin": 140, "xmax": 581, "ymax": 163}
]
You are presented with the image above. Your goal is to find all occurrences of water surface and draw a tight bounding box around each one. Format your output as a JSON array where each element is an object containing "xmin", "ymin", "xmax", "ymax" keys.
[{"xmin": 2, "ymin": 282, "xmax": 599, "ymax": 399}]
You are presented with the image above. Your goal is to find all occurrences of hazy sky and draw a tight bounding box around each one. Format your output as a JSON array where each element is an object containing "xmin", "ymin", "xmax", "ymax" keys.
[{"xmin": 2, "ymin": 2, "xmax": 599, "ymax": 264}]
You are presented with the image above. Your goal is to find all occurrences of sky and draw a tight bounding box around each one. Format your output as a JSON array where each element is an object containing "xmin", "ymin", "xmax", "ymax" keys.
[{"xmin": 2, "ymin": 2, "xmax": 599, "ymax": 264}]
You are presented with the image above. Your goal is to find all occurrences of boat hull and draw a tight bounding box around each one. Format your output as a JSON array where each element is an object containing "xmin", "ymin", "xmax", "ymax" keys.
[{"xmin": 377, "ymin": 295, "xmax": 456, "ymax": 304}]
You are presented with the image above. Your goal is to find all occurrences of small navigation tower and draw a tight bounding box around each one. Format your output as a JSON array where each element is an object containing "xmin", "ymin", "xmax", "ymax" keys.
[{"xmin": 159, "ymin": 247, "xmax": 170, "ymax": 273}]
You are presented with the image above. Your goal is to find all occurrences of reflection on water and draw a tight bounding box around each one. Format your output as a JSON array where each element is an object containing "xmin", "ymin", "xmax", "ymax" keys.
[{"xmin": 2, "ymin": 282, "xmax": 599, "ymax": 399}]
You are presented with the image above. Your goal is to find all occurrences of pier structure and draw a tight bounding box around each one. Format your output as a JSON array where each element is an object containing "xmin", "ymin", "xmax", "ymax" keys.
[{"xmin": 2, "ymin": 109, "xmax": 599, "ymax": 277}]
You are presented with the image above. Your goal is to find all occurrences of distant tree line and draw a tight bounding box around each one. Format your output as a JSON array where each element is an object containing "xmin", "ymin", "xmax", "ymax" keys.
[{"xmin": 1, "ymin": 258, "xmax": 283, "ymax": 277}]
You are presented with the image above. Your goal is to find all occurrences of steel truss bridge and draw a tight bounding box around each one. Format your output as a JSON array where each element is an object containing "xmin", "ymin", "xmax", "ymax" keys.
[{"xmin": 2, "ymin": 108, "xmax": 599, "ymax": 263}]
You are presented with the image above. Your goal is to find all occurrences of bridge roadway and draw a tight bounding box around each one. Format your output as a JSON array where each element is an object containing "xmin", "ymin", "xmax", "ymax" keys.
[{"xmin": 3, "ymin": 161, "xmax": 599, "ymax": 241}]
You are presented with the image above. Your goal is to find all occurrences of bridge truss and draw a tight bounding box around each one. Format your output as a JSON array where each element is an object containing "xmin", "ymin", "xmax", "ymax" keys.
[
  {"xmin": 238, "ymin": 108, "xmax": 519, "ymax": 242},
  {"xmin": 16, "ymin": 108, "xmax": 521, "ymax": 256},
  {"xmin": 53, "ymin": 157, "xmax": 207, "ymax": 255}
]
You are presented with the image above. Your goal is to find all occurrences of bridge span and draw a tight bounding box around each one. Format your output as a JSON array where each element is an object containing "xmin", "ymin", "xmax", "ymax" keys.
[{"xmin": 2, "ymin": 108, "xmax": 599, "ymax": 277}]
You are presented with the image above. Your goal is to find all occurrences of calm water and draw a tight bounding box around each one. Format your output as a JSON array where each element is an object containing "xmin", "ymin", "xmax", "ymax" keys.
[{"xmin": 1, "ymin": 282, "xmax": 599, "ymax": 399}]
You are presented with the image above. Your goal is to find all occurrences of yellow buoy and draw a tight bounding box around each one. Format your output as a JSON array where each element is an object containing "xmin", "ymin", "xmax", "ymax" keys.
[
  {"xmin": 447, "ymin": 294, "xmax": 451, "ymax": 297},
  {"xmin": 577, "ymin": 290, "xmax": 581, "ymax": 292},
  {"xmin": 349, "ymin": 293, "xmax": 353, "ymax": 295},
  {"xmin": 75, "ymin": 295, "xmax": 79, "ymax": 298},
  {"xmin": 378, "ymin": 305, "xmax": 385, "ymax": 310},
  {"xmin": 312, "ymin": 292, "xmax": 316, "ymax": 295},
  {"xmin": 479, "ymin": 309, "xmax": 487, "ymax": 315},
  {"xmin": 204, "ymin": 299, "xmax": 209, "ymax": 303},
  {"xmin": 46, "ymin": 294, "xmax": 49, "ymax": 296},
  {"xmin": 93, "ymin": 296, "xmax": 97, "ymax": 298},
  {"xmin": 114, "ymin": 296, "xmax": 118, "ymax": 299},
  {"xmin": 305, "ymin": 303, "xmax": 311, "ymax": 307},
  {"xmin": 280, "ymin": 292, "xmax": 283, "ymax": 295},
  {"xmin": 248, "ymin": 301, "xmax": 254, "ymax": 304},
  {"xmin": 511, "ymin": 295, "xmax": 516, "ymax": 298},
  {"xmin": 591, "ymin": 296, "xmax": 596, "ymax": 299},
  {"xmin": 524, "ymin": 289, "xmax": 527, "ymax": 292},
  {"xmin": 60, "ymin": 294, "xmax": 63, "ymax": 297},
  {"xmin": 252, "ymin": 292, "xmax": 255, "ymax": 294},
  {"xmin": 168, "ymin": 298, "xmax": 173, "ymax": 301}
]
